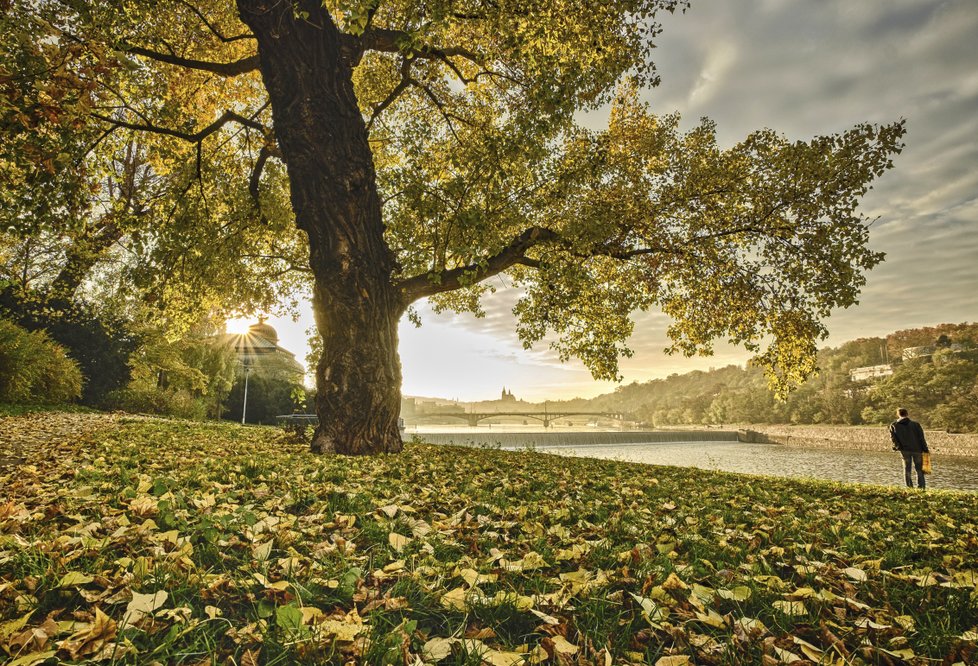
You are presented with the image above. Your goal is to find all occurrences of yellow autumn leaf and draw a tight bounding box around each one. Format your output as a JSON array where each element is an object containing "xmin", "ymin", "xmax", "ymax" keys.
[
  {"xmin": 123, "ymin": 589, "xmax": 168, "ymax": 626},
  {"xmin": 388, "ymin": 531, "xmax": 411, "ymax": 552},
  {"xmin": 7, "ymin": 650, "xmax": 58, "ymax": 666},
  {"xmin": 630, "ymin": 593, "xmax": 668, "ymax": 623},
  {"xmin": 0, "ymin": 611, "xmax": 32, "ymax": 641},
  {"xmin": 319, "ymin": 618, "xmax": 362, "ymax": 641},
  {"xmin": 773, "ymin": 600, "xmax": 807, "ymax": 616},
  {"xmin": 423, "ymin": 636, "xmax": 456, "ymax": 661},
  {"xmin": 441, "ymin": 586, "xmax": 469, "ymax": 611},
  {"xmin": 481, "ymin": 648, "xmax": 525, "ymax": 666},
  {"xmin": 299, "ymin": 606, "xmax": 324, "ymax": 624},
  {"xmin": 717, "ymin": 586, "xmax": 751, "ymax": 601},
  {"xmin": 792, "ymin": 636, "xmax": 824, "ymax": 661},
  {"xmin": 694, "ymin": 609, "xmax": 725, "ymax": 628},
  {"xmin": 460, "ymin": 568, "xmax": 497, "ymax": 586},
  {"xmin": 893, "ymin": 615, "xmax": 915, "ymax": 631},
  {"xmin": 655, "ymin": 656, "xmax": 690, "ymax": 666},
  {"xmin": 773, "ymin": 647, "xmax": 804, "ymax": 663},
  {"xmin": 520, "ymin": 551, "xmax": 548, "ymax": 571},
  {"xmin": 528, "ymin": 608, "xmax": 560, "ymax": 625},
  {"xmin": 551, "ymin": 635, "xmax": 578, "ymax": 655},
  {"xmin": 252, "ymin": 539, "xmax": 274, "ymax": 562},
  {"xmin": 661, "ymin": 572, "xmax": 688, "ymax": 591}
]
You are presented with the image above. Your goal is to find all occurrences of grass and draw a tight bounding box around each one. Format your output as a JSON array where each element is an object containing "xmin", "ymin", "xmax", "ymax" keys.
[
  {"xmin": 0, "ymin": 414, "xmax": 976, "ymax": 665},
  {"xmin": 0, "ymin": 402, "xmax": 95, "ymax": 417}
]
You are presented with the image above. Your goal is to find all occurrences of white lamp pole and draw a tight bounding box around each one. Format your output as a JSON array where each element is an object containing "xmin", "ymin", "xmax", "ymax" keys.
[{"xmin": 241, "ymin": 361, "xmax": 252, "ymax": 424}]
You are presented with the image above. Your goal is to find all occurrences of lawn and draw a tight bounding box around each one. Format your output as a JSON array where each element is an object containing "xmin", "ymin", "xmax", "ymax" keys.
[{"xmin": 1, "ymin": 415, "xmax": 976, "ymax": 665}]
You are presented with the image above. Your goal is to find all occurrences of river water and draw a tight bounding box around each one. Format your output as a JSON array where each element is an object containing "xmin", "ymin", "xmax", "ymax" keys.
[{"xmin": 408, "ymin": 425, "xmax": 978, "ymax": 492}]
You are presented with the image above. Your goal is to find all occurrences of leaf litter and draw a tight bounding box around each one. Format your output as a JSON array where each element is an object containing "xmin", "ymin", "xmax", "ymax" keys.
[{"xmin": 0, "ymin": 414, "xmax": 976, "ymax": 664}]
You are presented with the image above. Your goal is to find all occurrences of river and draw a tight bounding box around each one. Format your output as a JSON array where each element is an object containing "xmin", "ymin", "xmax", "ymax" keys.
[{"xmin": 407, "ymin": 425, "xmax": 978, "ymax": 492}]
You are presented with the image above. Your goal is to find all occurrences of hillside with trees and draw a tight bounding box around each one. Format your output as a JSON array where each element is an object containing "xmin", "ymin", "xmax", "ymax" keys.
[{"xmin": 558, "ymin": 322, "xmax": 978, "ymax": 432}]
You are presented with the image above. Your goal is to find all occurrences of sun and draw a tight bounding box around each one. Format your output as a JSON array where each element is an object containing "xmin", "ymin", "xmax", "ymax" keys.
[{"xmin": 224, "ymin": 317, "xmax": 254, "ymax": 336}]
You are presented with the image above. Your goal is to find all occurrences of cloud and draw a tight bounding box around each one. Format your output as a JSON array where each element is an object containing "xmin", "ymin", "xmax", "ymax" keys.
[{"xmin": 687, "ymin": 41, "xmax": 738, "ymax": 109}]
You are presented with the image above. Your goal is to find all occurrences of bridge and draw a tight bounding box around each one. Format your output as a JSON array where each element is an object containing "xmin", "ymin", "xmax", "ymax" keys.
[{"xmin": 405, "ymin": 411, "xmax": 629, "ymax": 428}]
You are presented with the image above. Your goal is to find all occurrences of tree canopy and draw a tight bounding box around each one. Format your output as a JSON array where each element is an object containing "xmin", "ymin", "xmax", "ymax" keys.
[{"xmin": 0, "ymin": 0, "xmax": 904, "ymax": 453}]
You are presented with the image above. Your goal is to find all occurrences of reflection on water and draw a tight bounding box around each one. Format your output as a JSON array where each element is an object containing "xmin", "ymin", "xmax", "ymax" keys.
[
  {"xmin": 408, "ymin": 426, "xmax": 978, "ymax": 492},
  {"xmin": 544, "ymin": 441, "xmax": 978, "ymax": 492}
]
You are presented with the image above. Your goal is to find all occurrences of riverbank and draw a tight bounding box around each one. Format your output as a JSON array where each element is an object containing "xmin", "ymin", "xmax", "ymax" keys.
[
  {"xmin": 738, "ymin": 424, "xmax": 978, "ymax": 457},
  {"xmin": 1, "ymin": 413, "xmax": 976, "ymax": 664}
]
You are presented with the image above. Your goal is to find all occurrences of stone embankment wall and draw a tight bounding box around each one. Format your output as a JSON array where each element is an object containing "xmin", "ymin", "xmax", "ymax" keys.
[{"xmin": 738, "ymin": 425, "xmax": 978, "ymax": 458}]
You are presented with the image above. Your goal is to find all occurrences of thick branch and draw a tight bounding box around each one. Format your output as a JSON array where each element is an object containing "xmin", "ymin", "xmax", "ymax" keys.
[
  {"xmin": 125, "ymin": 45, "xmax": 260, "ymax": 76},
  {"xmin": 246, "ymin": 144, "xmax": 278, "ymax": 226},
  {"xmin": 398, "ymin": 226, "xmax": 559, "ymax": 303},
  {"xmin": 360, "ymin": 27, "xmax": 484, "ymax": 66},
  {"xmin": 93, "ymin": 109, "xmax": 267, "ymax": 143},
  {"xmin": 367, "ymin": 57, "xmax": 413, "ymax": 129}
]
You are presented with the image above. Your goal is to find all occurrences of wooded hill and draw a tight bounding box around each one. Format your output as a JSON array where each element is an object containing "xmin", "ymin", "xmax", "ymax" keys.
[{"xmin": 553, "ymin": 322, "xmax": 978, "ymax": 432}]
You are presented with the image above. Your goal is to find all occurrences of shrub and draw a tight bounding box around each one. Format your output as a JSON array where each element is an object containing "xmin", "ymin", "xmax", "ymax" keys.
[
  {"xmin": 105, "ymin": 385, "xmax": 207, "ymax": 420},
  {"xmin": 0, "ymin": 318, "xmax": 82, "ymax": 404},
  {"xmin": 0, "ymin": 289, "xmax": 137, "ymax": 405}
]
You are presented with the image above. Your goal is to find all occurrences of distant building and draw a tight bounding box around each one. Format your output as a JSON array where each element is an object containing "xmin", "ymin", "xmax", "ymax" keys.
[
  {"xmin": 849, "ymin": 364, "xmax": 894, "ymax": 382},
  {"xmin": 500, "ymin": 387, "xmax": 517, "ymax": 402},
  {"xmin": 217, "ymin": 319, "xmax": 304, "ymax": 380}
]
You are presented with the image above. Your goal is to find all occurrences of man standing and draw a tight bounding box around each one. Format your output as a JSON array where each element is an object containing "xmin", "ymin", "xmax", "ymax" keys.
[{"xmin": 890, "ymin": 408, "xmax": 929, "ymax": 489}]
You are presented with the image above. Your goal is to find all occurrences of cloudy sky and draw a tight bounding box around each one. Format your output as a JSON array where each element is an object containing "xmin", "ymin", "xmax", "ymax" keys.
[{"xmin": 261, "ymin": 0, "xmax": 978, "ymax": 402}]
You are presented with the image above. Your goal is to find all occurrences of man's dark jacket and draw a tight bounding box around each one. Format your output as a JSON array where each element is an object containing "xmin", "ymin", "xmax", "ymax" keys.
[{"xmin": 890, "ymin": 417, "xmax": 929, "ymax": 453}]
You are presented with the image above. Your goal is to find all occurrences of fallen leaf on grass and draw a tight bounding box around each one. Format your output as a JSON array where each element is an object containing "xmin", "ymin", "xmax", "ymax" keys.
[
  {"xmin": 423, "ymin": 636, "xmax": 455, "ymax": 661},
  {"xmin": 550, "ymin": 635, "xmax": 577, "ymax": 655},
  {"xmin": 389, "ymin": 532, "xmax": 412, "ymax": 552},
  {"xmin": 7, "ymin": 650, "xmax": 58, "ymax": 666},
  {"xmin": 772, "ymin": 600, "xmax": 806, "ymax": 616},
  {"xmin": 773, "ymin": 646, "xmax": 803, "ymax": 663},
  {"xmin": 655, "ymin": 657, "xmax": 690, "ymax": 666},
  {"xmin": 122, "ymin": 590, "xmax": 168, "ymax": 628},
  {"xmin": 58, "ymin": 571, "xmax": 94, "ymax": 588},
  {"xmin": 717, "ymin": 586, "xmax": 751, "ymax": 601},
  {"xmin": 57, "ymin": 607, "xmax": 116, "ymax": 660}
]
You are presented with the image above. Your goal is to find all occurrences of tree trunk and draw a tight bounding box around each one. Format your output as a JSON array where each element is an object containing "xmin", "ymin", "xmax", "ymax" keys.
[
  {"xmin": 238, "ymin": 0, "xmax": 403, "ymax": 454},
  {"xmin": 49, "ymin": 219, "xmax": 122, "ymax": 299}
]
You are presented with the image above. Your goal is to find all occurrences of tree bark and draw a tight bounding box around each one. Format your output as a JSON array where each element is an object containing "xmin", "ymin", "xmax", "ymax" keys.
[{"xmin": 237, "ymin": 0, "xmax": 403, "ymax": 454}]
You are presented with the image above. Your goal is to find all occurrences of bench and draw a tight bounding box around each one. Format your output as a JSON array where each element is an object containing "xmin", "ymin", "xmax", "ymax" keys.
[{"xmin": 276, "ymin": 414, "xmax": 405, "ymax": 439}]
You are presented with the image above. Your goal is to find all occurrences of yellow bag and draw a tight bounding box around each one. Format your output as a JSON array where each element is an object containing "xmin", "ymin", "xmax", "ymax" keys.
[{"xmin": 921, "ymin": 452, "xmax": 932, "ymax": 474}]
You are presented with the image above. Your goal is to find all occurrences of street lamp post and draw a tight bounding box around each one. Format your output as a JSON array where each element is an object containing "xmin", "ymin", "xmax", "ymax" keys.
[{"xmin": 241, "ymin": 361, "xmax": 252, "ymax": 425}]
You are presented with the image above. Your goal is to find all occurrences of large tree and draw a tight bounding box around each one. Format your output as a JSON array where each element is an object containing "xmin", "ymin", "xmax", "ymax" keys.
[{"xmin": 1, "ymin": 0, "xmax": 904, "ymax": 454}]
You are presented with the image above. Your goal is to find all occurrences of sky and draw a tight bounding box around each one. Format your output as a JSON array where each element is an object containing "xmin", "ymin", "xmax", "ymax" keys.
[{"xmin": 245, "ymin": 0, "xmax": 978, "ymax": 402}]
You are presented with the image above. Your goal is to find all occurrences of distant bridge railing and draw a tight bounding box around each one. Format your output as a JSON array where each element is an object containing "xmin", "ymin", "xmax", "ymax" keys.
[{"xmin": 404, "ymin": 411, "xmax": 630, "ymax": 428}]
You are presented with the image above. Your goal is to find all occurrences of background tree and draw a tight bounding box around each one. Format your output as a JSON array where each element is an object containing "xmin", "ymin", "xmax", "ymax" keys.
[{"xmin": 2, "ymin": 0, "xmax": 904, "ymax": 454}]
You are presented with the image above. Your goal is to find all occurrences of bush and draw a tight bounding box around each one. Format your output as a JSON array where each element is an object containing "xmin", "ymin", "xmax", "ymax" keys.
[
  {"xmin": 0, "ymin": 289, "xmax": 137, "ymax": 405},
  {"xmin": 105, "ymin": 385, "xmax": 207, "ymax": 420},
  {"xmin": 0, "ymin": 318, "xmax": 82, "ymax": 404}
]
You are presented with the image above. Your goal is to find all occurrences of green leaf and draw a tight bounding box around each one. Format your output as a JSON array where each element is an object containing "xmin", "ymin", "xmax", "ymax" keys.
[{"xmin": 58, "ymin": 571, "xmax": 94, "ymax": 587}]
